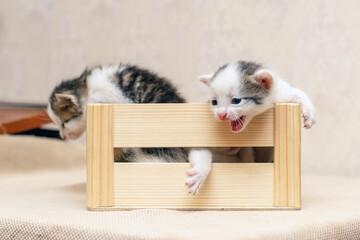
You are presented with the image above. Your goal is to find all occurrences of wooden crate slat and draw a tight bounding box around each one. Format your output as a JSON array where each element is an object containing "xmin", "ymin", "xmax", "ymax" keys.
[
  {"xmin": 113, "ymin": 103, "xmax": 274, "ymax": 147},
  {"xmin": 113, "ymin": 163, "xmax": 274, "ymax": 208}
]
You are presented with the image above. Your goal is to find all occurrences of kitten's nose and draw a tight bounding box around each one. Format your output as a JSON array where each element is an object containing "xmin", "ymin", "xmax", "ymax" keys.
[
  {"xmin": 218, "ymin": 113, "xmax": 227, "ymax": 120},
  {"xmin": 59, "ymin": 131, "xmax": 66, "ymax": 140}
]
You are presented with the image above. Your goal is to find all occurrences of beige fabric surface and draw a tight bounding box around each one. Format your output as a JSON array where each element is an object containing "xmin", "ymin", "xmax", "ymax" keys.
[{"xmin": 0, "ymin": 135, "xmax": 360, "ymax": 240}]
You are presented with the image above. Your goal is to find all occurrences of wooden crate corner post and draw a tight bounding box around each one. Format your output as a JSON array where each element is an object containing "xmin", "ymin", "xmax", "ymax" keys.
[
  {"xmin": 86, "ymin": 104, "xmax": 114, "ymax": 208},
  {"xmin": 274, "ymin": 103, "xmax": 301, "ymax": 208}
]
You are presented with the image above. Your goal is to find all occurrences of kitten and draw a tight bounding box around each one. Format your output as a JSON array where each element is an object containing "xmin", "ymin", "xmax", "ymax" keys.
[
  {"xmin": 47, "ymin": 64, "xmax": 188, "ymax": 163},
  {"xmin": 185, "ymin": 61, "xmax": 316, "ymax": 194},
  {"xmin": 200, "ymin": 61, "xmax": 316, "ymax": 131}
]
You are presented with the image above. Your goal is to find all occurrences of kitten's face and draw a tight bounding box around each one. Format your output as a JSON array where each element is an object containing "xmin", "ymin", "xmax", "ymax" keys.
[
  {"xmin": 200, "ymin": 63, "xmax": 272, "ymax": 133},
  {"xmin": 48, "ymin": 71, "xmax": 88, "ymax": 140},
  {"xmin": 48, "ymin": 93, "xmax": 86, "ymax": 140}
]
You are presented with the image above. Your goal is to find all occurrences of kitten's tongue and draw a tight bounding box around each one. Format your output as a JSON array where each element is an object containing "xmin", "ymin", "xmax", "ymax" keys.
[{"xmin": 231, "ymin": 116, "xmax": 245, "ymax": 132}]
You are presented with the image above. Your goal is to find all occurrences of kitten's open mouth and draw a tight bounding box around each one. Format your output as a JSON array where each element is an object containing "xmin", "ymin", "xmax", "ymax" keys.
[{"xmin": 230, "ymin": 116, "xmax": 246, "ymax": 132}]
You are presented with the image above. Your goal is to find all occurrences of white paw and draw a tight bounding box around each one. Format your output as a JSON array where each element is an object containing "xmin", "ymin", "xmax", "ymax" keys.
[
  {"xmin": 185, "ymin": 167, "xmax": 208, "ymax": 195},
  {"xmin": 302, "ymin": 108, "xmax": 316, "ymax": 129}
]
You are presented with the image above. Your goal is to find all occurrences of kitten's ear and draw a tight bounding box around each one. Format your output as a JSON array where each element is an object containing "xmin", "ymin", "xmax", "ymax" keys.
[
  {"xmin": 55, "ymin": 93, "xmax": 78, "ymax": 106},
  {"xmin": 79, "ymin": 68, "xmax": 89, "ymax": 83},
  {"xmin": 198, "ymin": 73, "xmax": 214, "ymax": 86},
  {"xmin": 253, "ymin": 70, "xmax": 273, "ymax": 90}
]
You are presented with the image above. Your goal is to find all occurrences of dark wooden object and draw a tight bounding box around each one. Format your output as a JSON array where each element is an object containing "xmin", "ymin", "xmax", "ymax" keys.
[{"xmin": 0, "ymin": 107, "xmax": 51, "ymax": 134}]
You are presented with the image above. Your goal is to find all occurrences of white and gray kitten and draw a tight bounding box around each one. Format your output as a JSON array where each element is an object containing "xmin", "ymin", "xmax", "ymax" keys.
[
  {"xmin": 200, "ymin": 61, "xmax": 315, "ymax": 131},
  {"xmin": 185, "ymin": 61, "xmax": 316, "ymax": 194}
]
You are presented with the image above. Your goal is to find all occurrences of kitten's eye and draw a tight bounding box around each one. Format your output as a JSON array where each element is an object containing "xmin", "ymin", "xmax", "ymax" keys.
[
  {"xmin": 61, "ymin": 106, "xmax": 69, "ymax": 111},
  {"xmin": 232, "ymin": 98, "xmax": 242, "ymax": 104},
  {"xmin": 211, "ymin": 99, "xmax": 218, "ymax": 106},
  {"xmin": 61, "ymin": 123, "xmax": 65, "ymax": 128}
]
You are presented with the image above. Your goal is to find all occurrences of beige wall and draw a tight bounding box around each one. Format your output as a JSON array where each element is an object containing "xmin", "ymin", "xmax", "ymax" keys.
[{"xmin": 0, "ymin": 0, "xmax": 359, "ymax": 176}]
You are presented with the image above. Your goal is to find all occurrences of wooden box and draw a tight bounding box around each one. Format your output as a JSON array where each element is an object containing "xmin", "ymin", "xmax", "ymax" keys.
[{"xmin": 86, "ymin": 103, "xmax": 301, "ymax": 210}]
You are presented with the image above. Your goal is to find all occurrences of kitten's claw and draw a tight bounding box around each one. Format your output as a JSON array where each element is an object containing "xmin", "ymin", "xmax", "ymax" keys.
[
  {"xmin": 185, "ymin": 168, "xmax": 207, "ymax": 195},
  {"xmin": 302, "ymin": 109, "xmax": 316, "ymax": 129}
]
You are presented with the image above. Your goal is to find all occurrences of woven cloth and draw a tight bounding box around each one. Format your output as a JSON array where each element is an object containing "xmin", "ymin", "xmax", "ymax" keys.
[{"xmin": 0, "ymin": 135, "xmax": 359, "ymax": 240}]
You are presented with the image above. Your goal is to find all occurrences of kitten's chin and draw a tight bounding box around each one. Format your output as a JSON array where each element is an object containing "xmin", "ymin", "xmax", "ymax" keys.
[
  {"xmin": 230, "ymin": 116, "xmax": 247, "ymax": 133},
  {"xmin": 63, "ymin": 131, "xmax": 83, "ymax": 140}
]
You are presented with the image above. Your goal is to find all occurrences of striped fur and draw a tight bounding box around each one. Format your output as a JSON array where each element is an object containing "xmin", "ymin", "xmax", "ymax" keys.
[{"xmin": 48, "ymin": 64, "xmax": 188, "ymax": 163}]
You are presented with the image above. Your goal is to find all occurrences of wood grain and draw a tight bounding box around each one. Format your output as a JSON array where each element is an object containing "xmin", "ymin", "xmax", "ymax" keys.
[
  {"xmin": 274, "ymin": 103, "xmax": 301, "ymax": 208},
  {"xmin": 85, "ymin": 103, "xmax": 302, "ymax": 210},
  {"xmin": 113, "ymin": 104, "xmax": 274, "ymax": 147},
  {"xmin": 113, "ymin": 163, "xmax": 274, "ymax": 208},
  {"xmin": 86, "ymin": 104, "xmax": 114, "ymax": 208},
  {"xmin": 88, "ymin": 206, "xmax": 300, "ymax": 211}
]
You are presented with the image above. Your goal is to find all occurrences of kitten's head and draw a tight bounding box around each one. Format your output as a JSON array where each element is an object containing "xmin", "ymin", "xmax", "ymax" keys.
[
  {"xmin": 200, "ymin": 61, "xmax": 273, "ymax": 133},
  {"xmin": 48, "ymin": 70, "xmax": 88, "ymax": 140}
]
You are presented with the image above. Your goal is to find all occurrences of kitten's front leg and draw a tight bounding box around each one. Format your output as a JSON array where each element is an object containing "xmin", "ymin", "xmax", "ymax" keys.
[
  {"xmin": 291, "ymin": 88, "xmax": 316, "ymax": 128},
  {"xmin": 185, "ymin": 148, "xmax": 212, "ymax": 194}
]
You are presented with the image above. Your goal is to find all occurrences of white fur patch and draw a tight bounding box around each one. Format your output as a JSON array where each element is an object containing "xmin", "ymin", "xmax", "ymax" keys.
[
  {"xmin": 87, "ymin": 65, "xmax": 133, "ymax": 104},
  {"xmin": 210, "ymin": 63, "xmax": 242, "ymax": 98}
]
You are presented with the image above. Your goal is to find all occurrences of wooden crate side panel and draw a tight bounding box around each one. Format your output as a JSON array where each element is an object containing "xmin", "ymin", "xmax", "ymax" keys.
[
  {"xmin": 86, "ymin": 104, "xmax": 114, "ymax": 208},
  {"xmin": 113, "ymin": 163, "xmax": 274, "ymax": 208},
  {"xmin": 113, "ymin": 104, "xmax": 274, "ymax": 147},
  {"xmin": 274, "ymin": 103, "xmax": 301, "ymax": 208}
]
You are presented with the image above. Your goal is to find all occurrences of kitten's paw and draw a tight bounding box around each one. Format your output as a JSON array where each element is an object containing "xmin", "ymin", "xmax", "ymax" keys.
[
  {"xmin": 185, "ymin": 168, "xmax": 208, "ymax": 195},
  {"xmin": 302, "ymin": 108, "xmax": 316, "ymax": 129}
]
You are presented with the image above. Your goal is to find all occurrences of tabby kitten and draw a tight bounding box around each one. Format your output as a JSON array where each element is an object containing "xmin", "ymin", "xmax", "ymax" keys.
[{"xmin": 48, "ymin": 64, "xmax": 188, "ymax": 163}]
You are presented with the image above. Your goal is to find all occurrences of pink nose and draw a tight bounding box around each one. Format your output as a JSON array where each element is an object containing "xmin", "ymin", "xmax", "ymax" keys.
[{"xmin": 218, "ymin": 113, "xmax": 227, "ymax": 120}]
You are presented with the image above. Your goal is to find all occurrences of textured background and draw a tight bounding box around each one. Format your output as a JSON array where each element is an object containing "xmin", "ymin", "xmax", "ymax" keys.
[{"xmin": 0, "ymin": 0, "xmax": 359, "ymax": 176}]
